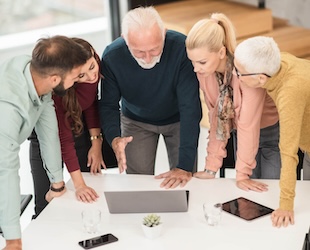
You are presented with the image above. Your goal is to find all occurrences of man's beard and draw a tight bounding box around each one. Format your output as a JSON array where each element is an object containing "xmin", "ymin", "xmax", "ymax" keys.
[
  {"xmin": 53, "ymin": 81, "xmax": 67, "ymax": 97},
  {"xmin": 130, "ymin": 51, "xmax": 162, "ymax": 69}
]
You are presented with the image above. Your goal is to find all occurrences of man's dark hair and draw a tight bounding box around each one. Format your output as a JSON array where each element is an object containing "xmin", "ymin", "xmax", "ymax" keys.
[{"xmin": 31, "ymin": 35, "xmax": 89, "ymax": 77}]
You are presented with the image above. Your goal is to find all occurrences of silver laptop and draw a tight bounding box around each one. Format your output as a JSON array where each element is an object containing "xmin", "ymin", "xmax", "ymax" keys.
[{"xmin": 104, "ymin": 190, "xmax": 189, "ymax": 213}]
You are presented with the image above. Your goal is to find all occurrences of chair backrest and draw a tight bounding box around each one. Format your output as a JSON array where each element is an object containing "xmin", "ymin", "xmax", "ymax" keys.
[
  {"xmin": 20, "ymin": 194, "xmax": 33, "ymax": 216},
  {"xmin": 0, "ymin": 194, "xmax": 33, "ymax": 235},
  {"xmin": 220, "ymin": 133, "xmax": 236, "ymax": 178},
  {"xmin": 297, "ymin": 149, "xmax": 304, "ymax": 180}
]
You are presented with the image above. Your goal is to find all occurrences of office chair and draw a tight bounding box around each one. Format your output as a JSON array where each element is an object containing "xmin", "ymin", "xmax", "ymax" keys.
[
  {"xmin": 0, "ymin": 194, "xmax": 33, "ymax": 235},
  {"xmin": 20, "ymin": 194, "xmax": 33, "ymax": 216},
  {"xmin": 220, "ymin": 133, "xmax": 236, "ymax": 178},
  {"xmin": 297, "ymin": 149, "xmax": 304, "ymax": 180}
]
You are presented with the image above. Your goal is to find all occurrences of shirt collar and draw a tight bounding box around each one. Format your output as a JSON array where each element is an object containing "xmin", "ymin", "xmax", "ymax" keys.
[{"xmin": 24, "ymin": 63, "xmax": 43, "ymax": 107}]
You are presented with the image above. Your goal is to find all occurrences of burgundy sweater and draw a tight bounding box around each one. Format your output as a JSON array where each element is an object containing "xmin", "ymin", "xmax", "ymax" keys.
[{"xmin": 53, "ymin": 80, "xmax": 100, "ymax": 173}]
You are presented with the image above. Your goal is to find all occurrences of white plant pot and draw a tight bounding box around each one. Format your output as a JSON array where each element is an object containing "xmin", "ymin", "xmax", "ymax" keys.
[{"xmin": 141, "ymin": 223, "xmax": 163, "ymax": 239}]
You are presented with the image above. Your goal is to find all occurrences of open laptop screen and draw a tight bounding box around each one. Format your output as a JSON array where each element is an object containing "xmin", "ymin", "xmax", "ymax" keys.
[{"xmin": 104, "ymin": 190, "xmax": 189, "ymax": 213}]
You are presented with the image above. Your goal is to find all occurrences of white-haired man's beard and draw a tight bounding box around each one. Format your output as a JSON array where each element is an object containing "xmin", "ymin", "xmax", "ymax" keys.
[{"xmin": 131, "ymin": 52, "xmax": 162, "ymax": 69}]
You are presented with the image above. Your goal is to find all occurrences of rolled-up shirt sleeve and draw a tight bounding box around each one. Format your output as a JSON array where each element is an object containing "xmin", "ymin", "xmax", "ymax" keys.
[{"xmin": 34, "ymin": 95, "xmax": 63, "ymax": 182}]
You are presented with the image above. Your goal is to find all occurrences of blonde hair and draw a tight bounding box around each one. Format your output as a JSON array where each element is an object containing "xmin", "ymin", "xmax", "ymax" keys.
[
  {"xmin": 121, "ymin": 6, "xmax": 165, "ymax": 42},
  {"xmin": 186, "ymin": 13, "xmax": 236, "ymax": 55}
]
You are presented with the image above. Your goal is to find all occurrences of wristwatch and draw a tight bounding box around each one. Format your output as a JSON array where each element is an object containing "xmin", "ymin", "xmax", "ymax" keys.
[
  {"xmin": 50, "ymin": 183, "xmax": 65, "ymax": 192},
  {"xmin": 204, "ymin": 169, "xmax": 217, "ymax": 176}
]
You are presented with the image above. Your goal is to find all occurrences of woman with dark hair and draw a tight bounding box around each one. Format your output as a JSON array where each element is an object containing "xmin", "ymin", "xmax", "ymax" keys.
[{"xmin": 29, "ymin": 38, "xmax": 116, "ymax": 217}]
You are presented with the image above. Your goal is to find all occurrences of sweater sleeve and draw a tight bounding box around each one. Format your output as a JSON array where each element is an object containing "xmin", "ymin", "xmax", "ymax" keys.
[
  {"xmin": 199, "ymin": 75, "xmax": 228, "ymax": 173},
  {"xmin": 234, "ymin": 83, "xmax": 267, "ymax": 181},
  {"xmin": 175, "ymin": 51, "xmax": 202, "ymax": 172},
  {"xmin": 83, "ymin": 100, "xmax": 100, "ymax": 130},
  {"xmin": 79, "ymin": 83, "xmax": 101, "ymax": 130},
  {"xmin": 99, "ymin": 56, "xmax": 122, "ymax": 145},
  {"xmin": 277, "ymin": 86, "xmax": 304, "ymax": 211},
  {"xmin": 53, "ymin": 95, "xmax": 80, "ymax": 173}
]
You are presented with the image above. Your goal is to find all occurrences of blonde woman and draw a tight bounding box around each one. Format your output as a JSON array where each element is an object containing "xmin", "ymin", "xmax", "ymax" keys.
[{"xmin": 186, "ymin": 13, "xmax": 280, "ymax": 191}]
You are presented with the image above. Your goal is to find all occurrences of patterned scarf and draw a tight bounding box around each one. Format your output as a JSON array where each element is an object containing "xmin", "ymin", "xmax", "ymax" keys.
[{"xmin": 215, "ymin": 53, "xmax": 234, "ymax": 140}]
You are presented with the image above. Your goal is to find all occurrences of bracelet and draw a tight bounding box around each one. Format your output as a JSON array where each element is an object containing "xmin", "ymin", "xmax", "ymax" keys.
[
  {"xmin": 204, "ymin": 169, "xmax": 217, "ymax": 176},
  {"xmin": 90, "ymin": 133, "xmax": 103, "ymax": 141},
  {"xmin": 50, "ymin": 183, "xmax": 65, "ymax": 192}
]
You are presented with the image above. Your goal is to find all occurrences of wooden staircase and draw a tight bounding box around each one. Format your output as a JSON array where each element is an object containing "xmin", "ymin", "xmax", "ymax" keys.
[
  {"xmin": 155, "ymin": 0, "xmax": 310, "ymax": 127},
  {"xmin": 155, "ymin": 0, "xmax": 273, "ymax": 38}
]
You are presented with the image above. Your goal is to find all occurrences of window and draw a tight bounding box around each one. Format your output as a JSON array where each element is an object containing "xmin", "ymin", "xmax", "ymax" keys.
[
  {"xmin": 0, "ymin": 0, "xmax": 105, "ymax": 36},
  {"xmin": 0, "ymin": 0, "xmax": 108, "ymax": 52}
]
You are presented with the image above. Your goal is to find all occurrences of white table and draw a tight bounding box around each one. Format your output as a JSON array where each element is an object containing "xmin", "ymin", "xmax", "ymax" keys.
[{"xmin": 2, "ymin": 174, "xmax": 309, "ymax": 250}]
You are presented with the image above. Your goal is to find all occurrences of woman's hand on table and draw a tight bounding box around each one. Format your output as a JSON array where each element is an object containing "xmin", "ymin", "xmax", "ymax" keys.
[
  {"xmin": 237, "ymin": 179, "xmax": 268, "ymax": 192},
  {"xmin": 75, "ymin": 184, "xmax": 99, "ymax": 203},
  {"xmin": 271, "ymin": 208, "xmax": 294, "ymax": 227},
  {"xmin": 87, "ymin": 141, "xmax": 106, "ymax": 174}
]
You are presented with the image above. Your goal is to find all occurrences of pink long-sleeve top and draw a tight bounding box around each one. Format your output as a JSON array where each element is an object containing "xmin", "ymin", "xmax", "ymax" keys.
[
  {"xmin": 53, "ymin": 81, "xmax": 100, "ymax": 173},
  {"xmin": 198, "ymin": 73, "xmax": 279, "ymax": 180}
]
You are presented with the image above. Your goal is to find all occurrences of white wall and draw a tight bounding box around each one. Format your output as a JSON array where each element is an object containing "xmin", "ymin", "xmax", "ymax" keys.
[{"xmin": 233, "ymin": 0, "xmax": 310, "ymax": 28}]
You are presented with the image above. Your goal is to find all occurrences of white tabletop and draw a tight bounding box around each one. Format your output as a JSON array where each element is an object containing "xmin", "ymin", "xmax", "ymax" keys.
[{"xmin": 2, "ymin": 173, "xmax": 309, "ymax": 250}]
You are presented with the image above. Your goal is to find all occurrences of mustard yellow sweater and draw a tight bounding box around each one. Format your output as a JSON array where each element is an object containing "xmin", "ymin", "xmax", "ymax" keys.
[{"xmin": 263, "ymin": 52, "xmax": 310, "ymax": 210}]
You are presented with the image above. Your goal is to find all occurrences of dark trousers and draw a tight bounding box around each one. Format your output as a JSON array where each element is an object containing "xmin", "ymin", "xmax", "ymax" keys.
[
  {"xmin": 232, "ymin": 122, "xmax": 281, "ymax": 179},
  {"xmin": 29, "ymin": 129, "xmax": 117, "ymax": 218}
]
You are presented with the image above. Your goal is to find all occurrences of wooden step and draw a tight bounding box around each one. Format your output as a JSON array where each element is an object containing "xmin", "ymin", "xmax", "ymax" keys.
[
  {"xmin": 155, "ymin": 0, "xmax": 273, "ymax": 39},
  {"xmin": 272, "ymin": 17, "xmax": 289, "ymax": 29},
  {"xmin": 266, "ymin": 26, "xmax": 310, "ymax": 59},
  {"xmin": 155, "ymin": 1, "xmax": 309, "ymax": 128},
  {"xmin": 238, "ymin": 25, "xmax": 310, "ymax": 59}
]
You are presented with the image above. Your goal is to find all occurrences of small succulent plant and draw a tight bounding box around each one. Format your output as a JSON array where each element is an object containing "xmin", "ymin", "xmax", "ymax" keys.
[{"xmin": 142, "ymin": 214, "xmax": 161, "ymax": 227}]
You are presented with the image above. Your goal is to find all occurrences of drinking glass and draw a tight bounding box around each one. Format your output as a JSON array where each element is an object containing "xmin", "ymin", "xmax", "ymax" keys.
[
  {"xmin": 203, "ymin": 203, "xmax": 222, "ymax": 226},
  {"xmin": 81, "ymin": 209, "xmax": 101, "ymax": 234}
]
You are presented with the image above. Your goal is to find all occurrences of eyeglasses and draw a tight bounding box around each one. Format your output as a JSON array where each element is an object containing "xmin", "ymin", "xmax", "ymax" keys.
[{"xmin": 234, "ymin": 66, "xmax": 271, "ymax": 79}]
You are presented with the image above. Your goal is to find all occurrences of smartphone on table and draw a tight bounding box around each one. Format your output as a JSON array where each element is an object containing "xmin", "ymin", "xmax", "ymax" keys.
[{"xmin": 78, "ymin": 233, "xmax": 118, "ymax": 249}]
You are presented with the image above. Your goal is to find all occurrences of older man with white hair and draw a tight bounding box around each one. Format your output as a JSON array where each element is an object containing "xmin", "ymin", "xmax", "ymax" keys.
[{"xmin": 99, "ymin": 6, "xmax": 202, "ymax": 188}]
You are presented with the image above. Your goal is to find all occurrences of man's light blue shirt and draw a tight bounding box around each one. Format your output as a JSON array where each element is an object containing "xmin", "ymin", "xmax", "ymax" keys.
[{"xmin": 0, "ymin": 55, "xmax": 63, "ymax": 239}]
